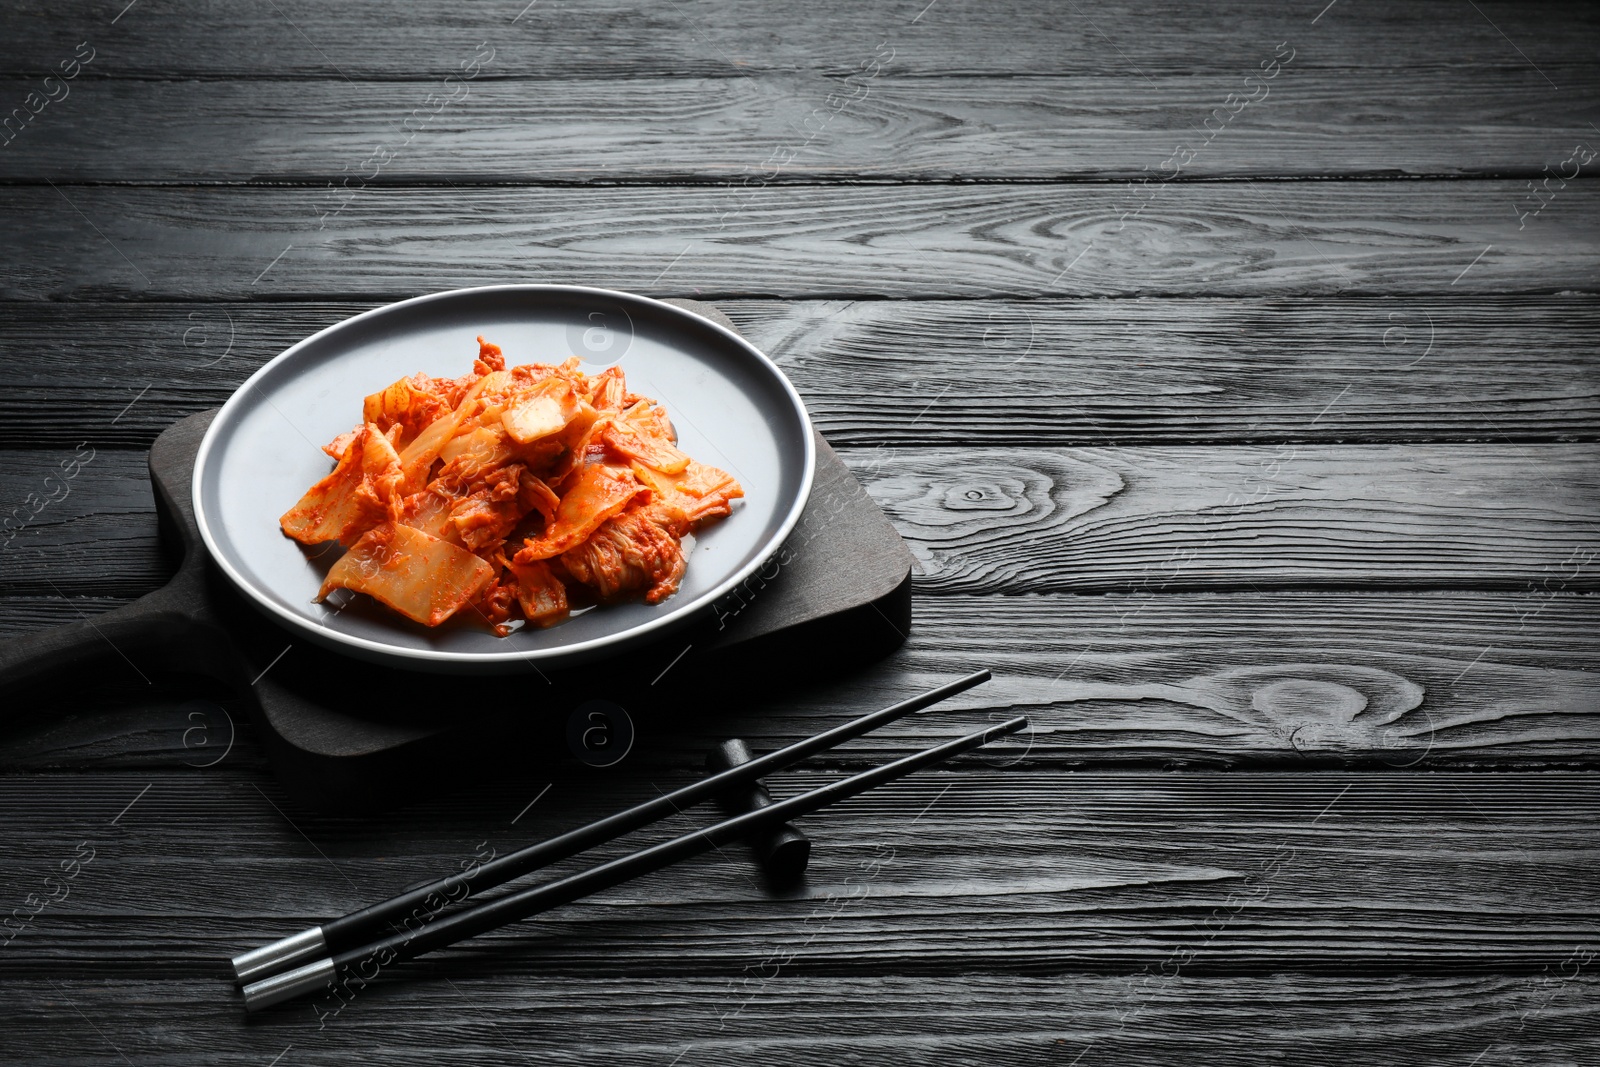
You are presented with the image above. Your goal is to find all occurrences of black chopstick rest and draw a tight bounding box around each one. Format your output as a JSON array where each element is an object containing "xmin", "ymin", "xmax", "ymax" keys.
[{"xmin": 706, "ymin": 739, "xmax": 811, "ymax": 884}]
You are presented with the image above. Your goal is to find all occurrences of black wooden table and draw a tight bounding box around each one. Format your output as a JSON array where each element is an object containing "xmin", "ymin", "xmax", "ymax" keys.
[{"xmin": 3, "ymin": 2, "xmax": 1598, "ymax": 1062}]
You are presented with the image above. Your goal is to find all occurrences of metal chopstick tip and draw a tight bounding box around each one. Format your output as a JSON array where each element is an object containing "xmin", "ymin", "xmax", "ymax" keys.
[
  {"xmin": 230, "ymin": 926, "xmax": 327, "ymax": 984},
  {"xmin": 240, "ymin": 957, "xmax": 336, "ymax": 1013}
]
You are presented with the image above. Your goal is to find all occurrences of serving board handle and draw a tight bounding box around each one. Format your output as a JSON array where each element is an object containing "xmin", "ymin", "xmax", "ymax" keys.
[{"xmin": 0, "ymin": 584, "xmax": 210, "ymax": 699}]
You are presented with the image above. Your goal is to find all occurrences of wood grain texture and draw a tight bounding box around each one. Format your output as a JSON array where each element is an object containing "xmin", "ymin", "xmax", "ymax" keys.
[
  {"xmin": 2, "ymin": 444, "xmax": 1594, "ymax": 598},
  {"xmin": 755, "ymin": 297, "xmax": 1600, "ymax": 445},
  {"xmin": 3, "ymin": 591, "xmax": 1595, "ymax": 768},
  {"xmin": 903, "ymin": 592, "xmax": 1600, "ymax": 767},
  {"xmin": 850, "ymin": 443, "xmax": 1600, "ymax": 593},
  {"xmin": 2, "ymin": 0, "xmax": 1595, "ymax": 77},
  {"xmin": 3, "ymin": 296, "xmax": 1598, "ymax": 449},
  {"xmin": 3, "ymin": 69, "xmax": 1596, "ymax": 181},
  {"xmin": 4, "ymin": 974, "xmax": 1594, "ymax": 1066},
  {"xmin": 0, "ymin": 447, "xmax": 156, "ymax": 598},
  {"xmin": 0, "ymin": 181, "xmax": 1594, "ymax": 301},
  {"xmin": 1, "ymin": 770, "xmax": 1597, "ymax": 976},
  {"xmin": 0, "ymin": 594, "xmax": 132, "ymax": 636}
]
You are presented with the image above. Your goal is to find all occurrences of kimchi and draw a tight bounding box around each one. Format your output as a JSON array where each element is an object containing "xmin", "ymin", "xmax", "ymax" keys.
[{"xmin": 280, "ymin": 338, "xmax": 743, "ymax": 633}]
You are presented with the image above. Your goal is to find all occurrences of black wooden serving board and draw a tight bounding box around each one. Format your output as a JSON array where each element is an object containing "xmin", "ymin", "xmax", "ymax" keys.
[{"xmin": 0, "ymin": 302, "xmax": 912, "ymax": 810}]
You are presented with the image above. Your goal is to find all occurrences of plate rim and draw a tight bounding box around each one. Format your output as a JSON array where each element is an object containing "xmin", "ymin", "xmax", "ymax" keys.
[{"xmin": 190, "ymin": 283, "xmax": 816, "ymax": 671}]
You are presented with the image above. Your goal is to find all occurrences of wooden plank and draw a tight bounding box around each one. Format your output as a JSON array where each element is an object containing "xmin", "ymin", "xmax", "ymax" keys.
[
  {"xmin": 853, "ymin": 443, "xmax": 1600, "ymax": 593},
  {"xmin": 3, "ymin": 0, "xmax": 1594, "ymax": 77},
  {"xmin": 0, "ymin": 770, "xmax": 1596, "ymax": 974},
  {"xmin": 0, "ymin": 181, "xmax": 1594, "ymax": 300},
  {"xmin": 4, "ymin": 974, "xmax": 1594, "ymax": 1065},
  {"xmin": 3, "ymin": 69, "xmax": 1596, "ymax": 181},
  {"xmin": 3, "ymin": 590, "xmax": 1595, "ymax": 768},
  {"xmin": 3, "ymin": 296, "xmax": 1598, "ymax": 449},
  {"xmin": 0, "ymin": 447, "xmax": 156, "ymax": 598},
  {"xmin": 905, "ymin": 592, "xmax": 1600, "ymax": 766},
  {"xmin": 752, "ymin": 296, "xmax": 1600, "ymax": 445},
  {"xmin": 1, "ymin": 444, "xmax": 1593, "ymax": 597},
  {"xmin": 0, "ymin": 594, "xmax": 131, "ymax": 636}
]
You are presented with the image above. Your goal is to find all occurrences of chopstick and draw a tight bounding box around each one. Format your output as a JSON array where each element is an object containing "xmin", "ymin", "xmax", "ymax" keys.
[
  {"xmin": 241, "ymin": 713, "xmax": 1027, "ymax": 1011},
  {"xmin": 231, "ymin": 669, "xmax": 993, "ymax": 984}
]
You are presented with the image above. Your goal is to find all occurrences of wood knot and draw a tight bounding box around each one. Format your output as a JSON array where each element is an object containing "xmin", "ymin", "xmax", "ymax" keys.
[
  {"xmin": 1251, "ymin": 678, "xmax": 1368, "ymax": 725},
  {"xmin": 1239, "ymin": 666, "xmax": 1426, "ymax": 757},
  {"xmin": 1154, "ymin": 663, "xmax": 1426, "ymax": 756},
  {"xmin": 859, "ymin": 451, "xmax": 1123, "ymax": 589},
  {"xmin": 943, "ymin": 482, "xmax": 1021, "ymax": 511}
]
